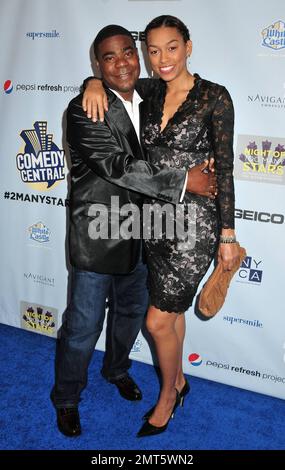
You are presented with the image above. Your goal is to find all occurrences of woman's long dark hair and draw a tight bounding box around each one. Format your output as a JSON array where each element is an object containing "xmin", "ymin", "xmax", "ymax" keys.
[{"xmin": 145, "ymin": 15, "xmax": 190, "ymax": 44}]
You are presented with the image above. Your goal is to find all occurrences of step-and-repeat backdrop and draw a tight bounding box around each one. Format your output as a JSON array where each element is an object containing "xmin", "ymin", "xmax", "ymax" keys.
[{"xmin": 0, "ymin": 0, "xmax": 284, "ymax": 399}]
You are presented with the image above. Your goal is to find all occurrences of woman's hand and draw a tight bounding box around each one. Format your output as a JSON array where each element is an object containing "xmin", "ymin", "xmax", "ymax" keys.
[
  {"xmin": 82, "ymin": 79, "xmax": 108, "ymax": 122},
  {"xmin": 218, "ymin": 242, "xmax": 241, "ymax": 271}
]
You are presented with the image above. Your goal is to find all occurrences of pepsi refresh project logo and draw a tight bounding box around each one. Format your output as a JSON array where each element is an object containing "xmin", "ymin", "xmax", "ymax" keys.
[
  {"xmin": 3, "ymin": 80, "xmax": 80, "ymax": 94},
  {"xmin": 16, "ymin": 121, "xmax": 65, "ymax": 190},
  {"xmin": 3, "ymin": 80, "xmax": 13, "ymax": 94},
  {"xmin": 188, "ymin": 353, "xmax": 202, "ymax": 366}
]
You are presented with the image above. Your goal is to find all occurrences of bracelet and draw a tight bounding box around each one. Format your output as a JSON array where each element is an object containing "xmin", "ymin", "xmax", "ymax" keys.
[{"xmin": 220, "ymin": 235, "xmax": 237, "ymax": 244}]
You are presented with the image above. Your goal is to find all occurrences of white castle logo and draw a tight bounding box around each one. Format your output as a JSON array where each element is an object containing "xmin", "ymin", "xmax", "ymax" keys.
[
  {"xmin": 261, "ymin": 20, "xmax": 285, "ymax": 50},
  {"xmin": 29, "ymin": 221, "xmax": 51, "ymax": 243}
]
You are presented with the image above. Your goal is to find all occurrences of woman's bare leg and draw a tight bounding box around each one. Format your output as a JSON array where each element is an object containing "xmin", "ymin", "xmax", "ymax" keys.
[
  {"xmin": 174, "ymin": 313, "xmax": 186, "ymax": 391},
  {"xmin": 145, "ymin": 305, "xmax": 180, "ymax": 427}
]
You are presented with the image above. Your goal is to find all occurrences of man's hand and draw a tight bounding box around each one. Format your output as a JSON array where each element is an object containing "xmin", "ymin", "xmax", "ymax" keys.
[
  {"xmin": 82, "ymin": 79, "xmax": 108, "ymax": 122},
  {"xmin": 186, "ymin": 159, "xmax": 217, "ymax": 198}
]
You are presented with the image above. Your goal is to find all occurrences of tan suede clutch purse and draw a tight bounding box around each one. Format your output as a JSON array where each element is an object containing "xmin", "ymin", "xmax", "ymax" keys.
[{"xmin": 198, "ymin": 243, "xmax": 247, "ymax": 318}]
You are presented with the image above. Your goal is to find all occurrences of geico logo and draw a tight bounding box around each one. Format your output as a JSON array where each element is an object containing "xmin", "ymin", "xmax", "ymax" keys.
[
  {"xmin": 130, "ymin": 31, "xmax": 145, "ymax": 41},
  {"xmin": 235, "ymin": 209, "xmax": 284, "ymax": 224}
]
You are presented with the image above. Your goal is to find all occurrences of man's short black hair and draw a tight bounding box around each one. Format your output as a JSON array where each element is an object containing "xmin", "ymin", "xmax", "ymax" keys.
[{"xmin": 93, "ymin": 25, "xmax": 135, "ymax": 58}]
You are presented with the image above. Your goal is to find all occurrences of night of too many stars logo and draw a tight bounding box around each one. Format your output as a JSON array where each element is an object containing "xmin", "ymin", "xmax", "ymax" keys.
[
  {"xmin": 16, "ymin": 121, "xmax": 65, "ymax": 191},
  {"xmin": 21, "ymin": 301, "xmax": 57, "ymax": 337},
  {"xmin": 235, "ymin": 135, "xmax": 285, "ymax": 185}
]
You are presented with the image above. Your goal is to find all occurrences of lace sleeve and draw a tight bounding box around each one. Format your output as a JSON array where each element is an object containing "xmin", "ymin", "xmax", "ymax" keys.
[{"xmin": 212, "ymin": 86, "xmax": 235, "ymax": 229}]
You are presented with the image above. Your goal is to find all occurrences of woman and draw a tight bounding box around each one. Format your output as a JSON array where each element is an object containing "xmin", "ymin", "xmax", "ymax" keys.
[{"xmin": 84, "ymin": 15, "xmax": 240, "ymax": 438}]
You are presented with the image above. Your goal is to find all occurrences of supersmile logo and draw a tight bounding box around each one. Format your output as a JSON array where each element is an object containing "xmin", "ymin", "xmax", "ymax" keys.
[
  {"xmin": 3, "ymin": 80, "xmax": 13, "ymax": 94},
  {"xmin": 26, "ymin": 29, "xmax": 60, "ymax": 40},
  {"xmin": 16, "ymin": 121, "xmax": 65, "ymax": 191}
]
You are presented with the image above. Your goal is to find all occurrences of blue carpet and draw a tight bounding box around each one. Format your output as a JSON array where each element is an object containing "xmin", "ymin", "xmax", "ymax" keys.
[{"xmin": 0, "ymin": 323, "xmax": 284, "ymax": 450}]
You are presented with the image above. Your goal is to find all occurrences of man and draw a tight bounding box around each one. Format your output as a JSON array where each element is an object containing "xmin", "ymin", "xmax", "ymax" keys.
[{"xmin": 51, "ymin": 25, "xmax": 216, "ymax": 437}]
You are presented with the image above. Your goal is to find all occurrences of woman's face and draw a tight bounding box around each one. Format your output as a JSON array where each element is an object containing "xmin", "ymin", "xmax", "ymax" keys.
[{"xmin": 146, "ymin": 26, "xmax": 192, "ymax": 82}]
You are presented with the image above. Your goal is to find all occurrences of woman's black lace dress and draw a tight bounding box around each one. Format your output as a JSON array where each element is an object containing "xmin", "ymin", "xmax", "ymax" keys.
[{"xmin": 140, "ymin": 74, "xmax": 235, "ymax": 313}]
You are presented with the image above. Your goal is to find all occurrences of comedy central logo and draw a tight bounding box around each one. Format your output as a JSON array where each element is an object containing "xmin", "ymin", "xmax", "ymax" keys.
[
  {"xmin": 261, "ymin": 20, "xmax": 285, "ymax": 50},
  {"xmin": 235, "ymin": 135, "xmax": 285, "ymax": 185},
  {"xmin": 16, "ymin": 121, "xmax": 65, "ymax": 191}
]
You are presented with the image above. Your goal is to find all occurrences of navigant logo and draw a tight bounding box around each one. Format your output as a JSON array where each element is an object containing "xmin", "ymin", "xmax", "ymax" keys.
[
  {"xmin": 247, "ymin": 92, "xmax": 285, "ymax": 109},
  {"xmin": 238, "ymin": 256, "xmax": 263, "ymax": 284},
  {"xmin": 28, "ymin": 221, "xmax": 51, "ymax": 243},
  {"xmin": 261, "ymin": 20, "xmax": 285, "ymax": 50},
  {"xmin": 16, "ymin": 121, "xmax": 65, "ymax": 191},
  {"xmin": 188, "ymin": 353, "xmax": 202, "ymax": 366},
  {"xmin": 3, "ymin": 80, "xmax": 13, "ymax": 94},
  {"xmin": 24, "ymin": 272, "xmax": 55, "ymax": 288},
  {"xmin": 21, "ymin": 301, "xmax": 57, "ymax": 337}
]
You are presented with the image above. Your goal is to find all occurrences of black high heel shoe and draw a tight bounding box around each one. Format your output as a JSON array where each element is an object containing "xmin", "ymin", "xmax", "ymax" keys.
[
  {"xmin": 143, "ymin": 379, "xmax": 190, "ymax": 420},
  {"xmin": 179, "ymin": 379, "xmax": 190, "ymax": 407},
  {"xmin": 137, "ymin": 389, "xmax": 180, "ymax": 438}
]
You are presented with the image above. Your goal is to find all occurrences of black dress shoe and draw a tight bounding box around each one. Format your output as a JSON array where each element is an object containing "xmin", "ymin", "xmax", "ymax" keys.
[
  {"xmin": 137, "ymin": 390, "xmax": 180, "ymax": 438},
  {"xmin": 112, "ymin": 374, "xmax": 142, "ymax": 401},
  {"xmin": 56, "ymin": 407, "xmax": 81, "ymax": 437},
  {"xmin": 143, "ymin": 379, "xmax": 190, "ymax": 420}
]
